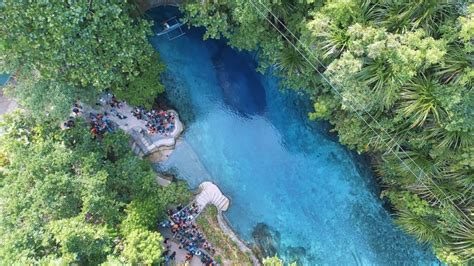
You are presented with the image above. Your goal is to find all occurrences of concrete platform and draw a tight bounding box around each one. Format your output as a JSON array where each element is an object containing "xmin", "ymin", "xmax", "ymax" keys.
[{"xmin": 86, "ymin": 101, "xmax": 183, "ymax": 158}]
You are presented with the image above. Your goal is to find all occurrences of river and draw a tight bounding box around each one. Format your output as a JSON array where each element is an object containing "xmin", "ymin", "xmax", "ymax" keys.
[{"xmin": 148, "ymin": 7, "xmax": 437, "ymax": 265}]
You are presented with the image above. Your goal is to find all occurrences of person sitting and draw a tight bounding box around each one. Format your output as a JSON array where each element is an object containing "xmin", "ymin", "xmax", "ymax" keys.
[
  {"xmin": 117, "ymin": 113, "xmax": 127, "ymax": 119},
  {"xmin": 185, "ymin": 253, "xmax": 193, "ymax": 262},
  {"xmin": 90, "ymin": 127, "xmax": 98, "ymax": 138},
  {"xmin": 63, "ymin": 119, "xmax": 75, "ymax": 129},
  {"xmin": 72, "ymin": 107, "xmax": 80, "ymax": 116}
]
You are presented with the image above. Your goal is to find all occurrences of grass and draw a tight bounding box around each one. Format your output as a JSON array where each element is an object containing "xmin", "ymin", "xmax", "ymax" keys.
[{"xmin": 196, "ymin": 206, "xmax": 253, "ymax": 265}]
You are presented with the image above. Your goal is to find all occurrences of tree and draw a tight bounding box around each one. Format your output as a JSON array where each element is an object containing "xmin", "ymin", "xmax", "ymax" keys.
[
  {"xmin": 122, "ymin": 229, "xmax": 164, "ymax": 265},
  {"xmin": 48, "ymin": 218, "xmax": 113, "ymax": 264},
  {"xmin": 263, "ymin": 255, "xmax": 297, "ymax": 266},
  {"xmin": 0, "ymin": 113, "xmax": 189, "ymax": 263},
  {"xmin": 1, "ymin": 0, "xmax": 165, "ymax": 119}
]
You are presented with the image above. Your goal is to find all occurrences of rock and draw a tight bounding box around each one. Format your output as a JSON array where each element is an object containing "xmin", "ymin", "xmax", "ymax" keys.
[{"xmin": 251, "ymin": 223, "xmax": 280, "ymax": 260}]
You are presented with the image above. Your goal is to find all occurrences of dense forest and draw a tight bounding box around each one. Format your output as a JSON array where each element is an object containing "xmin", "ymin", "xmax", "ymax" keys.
[
  {"xmin": 181, "ymin": 0, "xmax": 473, "ymax": 264},
  {"xmin": 0, "ymin": 113, "xmax": 190, "ymax": 264},
  {"xmin": 1, "ymin": 1, "xmax": 165, "ymax": 121},
  {"xmin": 0, "ymin": 1, "xmax": 189, "ymax": 264},
  {"xmin": 0, "ymin": 0, "xmax": 472, "ymax": 264}
]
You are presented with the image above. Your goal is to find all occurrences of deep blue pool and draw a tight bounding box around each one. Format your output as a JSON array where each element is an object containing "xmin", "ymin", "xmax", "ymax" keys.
[{"xmin": 148, "ymin": 8, "xmax": 437, "ymax": 265}]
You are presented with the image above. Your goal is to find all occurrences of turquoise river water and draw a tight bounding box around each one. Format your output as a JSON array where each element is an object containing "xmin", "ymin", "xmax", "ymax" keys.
[{"xmin": 148, "ymin": 8, "xmax": 438, "ymax": 265}]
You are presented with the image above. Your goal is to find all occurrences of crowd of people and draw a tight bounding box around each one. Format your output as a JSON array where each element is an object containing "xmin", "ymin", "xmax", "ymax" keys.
[
  {"xmin": 89, "ymin": 112, "xmax": 114, "ymax": 138},
  {"xmin": 67, "ymin": 93, "xmax": 176, "ymax": 138},
  {"xmin": 98, "ymin": 94, "xmax": 128, "ymax": 120},
  {"xmin": 160, "ymin": 203, "xmax": 216, "ymax": 265},
  {"xmin": 131, "ymin": 107, "xmax": 176, "ymax": 136}
]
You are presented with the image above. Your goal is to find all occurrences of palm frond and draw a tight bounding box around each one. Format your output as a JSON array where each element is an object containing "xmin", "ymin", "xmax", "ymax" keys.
[
  {"xmin": 427, "ymin": 124, "xmax": 473, "ymax": 150},
  {"xmin": 275, "ymin": 47, "xmax": 307, "ymax": 76},
  {"xmin": 395, "ymin": 209, "xmax": 446, "ymax": 245},
  {"xmin": 398, "ymin": 74, "xmax": 446, "ymax": 128},
  {"xmin": 374, "ymin": 0, "xmax": 458, "ymax": 35},
  {"xmin": 449, "ymin": 219, "xmax": 474, "ymax": 261},
  {"xmin": 434, "ymin": 44, "xmax": 473, "ymax": 86},
  {"xmin": 355, "ymin": 59, "xmax": 403, "ymax": 110}
]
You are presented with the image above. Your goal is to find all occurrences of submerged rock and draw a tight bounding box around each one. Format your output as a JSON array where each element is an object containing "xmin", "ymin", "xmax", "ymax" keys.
[
  {"xmin": 251, "ymin": 223, "xmax": 280, "ymax": 259},
  {"xmin": 283, "ymin": 246, "xmax": 307, "ymax": 265}
]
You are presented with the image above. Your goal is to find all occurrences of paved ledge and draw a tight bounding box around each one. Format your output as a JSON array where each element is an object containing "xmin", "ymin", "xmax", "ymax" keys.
[
  {"xmin": 89, "ymin": 101, "xmax": 183, "ymax": 158},
  {"xmin": 196, "ymin": 181, "xmax": 230, "ymax": 212}
]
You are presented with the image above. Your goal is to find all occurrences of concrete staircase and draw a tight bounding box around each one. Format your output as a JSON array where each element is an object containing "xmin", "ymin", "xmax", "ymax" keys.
[
  {"xmin": 129, "ymin": 127, "xmax": 157, "ymax": 157},
  {"xmin": 195, "ymin": 182, "xmax": 230, "ymax": 212}
]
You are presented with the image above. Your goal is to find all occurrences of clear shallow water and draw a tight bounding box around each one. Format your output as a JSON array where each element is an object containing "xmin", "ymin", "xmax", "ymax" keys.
[{"xmin": 148, "ymin": 8, "xmax": 438, "ymax": 265}]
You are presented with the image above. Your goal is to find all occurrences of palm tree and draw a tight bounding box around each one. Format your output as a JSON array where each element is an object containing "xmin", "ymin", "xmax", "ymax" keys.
[
  {"xmin": 398, "ymin": 74, "xmax": 447, "ymax": 128},
  {"xmin": 355, "ymin": 59, "xmax": 405, "ymax": 111},
  {"xmin": 318, "ymin": 25, "xmax": 350, "ymax": 60},
  {"xmin": 374, "ymin": 0, "xmax": 458, "ymax": 35},
  {"xmin": 449, "ymin": 219, "xmax": 474, "ymax": 262},
  {"xmin": 268, "ymin": 1, "xmax": 296, "ymax": 22},
  {"xmin": 275, "ymin": 47, "xmax": 307, "ymax": 77},
  {"xmin": 395, "ymin": 209, "xmax": 446, "ymax": 245},
  {"xmin": 407, "ymin": 177, "xmax": 470, "ymax": 208},
  {"xmin": 427, "ymin": 124, "xmax": 473, "ymax": 150},
  {"xmin": 443, "ymin": 160, "xmax": 474, "ymax": 206},
  {"xmin": 379, "ymin": 150, "xmax": 440, "ymax": 185},
  {"xmin": 434, "ymin": 44, "xmax": 473, "ymax": 86}
]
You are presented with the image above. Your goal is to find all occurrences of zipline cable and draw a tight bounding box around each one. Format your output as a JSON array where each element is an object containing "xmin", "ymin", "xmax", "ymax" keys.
[{"xmin": 248, "ymin": 0, "xmax": 472, "ymax": 223}]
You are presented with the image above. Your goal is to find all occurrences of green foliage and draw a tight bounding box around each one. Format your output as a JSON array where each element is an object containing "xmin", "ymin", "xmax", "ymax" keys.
[
  {"xmin": 114, "ymin": 54, "xmax": 166, "ymax": 109},
  {"xmin": 49, "ymin": 218, "xmax": 113, "ymax": 264},
  {"xmin": 263, "ymin": 255, "xmax": 284, "ymax": 266},
  {"xmin": 122, "ymin": 229, "xmax": 163, "ymax": 265},
  {"xmin": 183, "ymin": 0, "xmax": 474, "ymax": 263},
  {"xmin": 196, "ymin": 206, "xmax": 252, "ymax": 263},
  {"xmin": 263, "ymin": 255, "xmax": 297, "ymax": 266},
  {"xmin": 120, "ymin": 182, "xmax": 192, "ymax": 237},
  {"xmin": 1, "ymin": 0, "xmax": 165, "ymax": 120},
  {"xmin": 0, "ymin": 113, "xmax": 189, "ymax": 264}
]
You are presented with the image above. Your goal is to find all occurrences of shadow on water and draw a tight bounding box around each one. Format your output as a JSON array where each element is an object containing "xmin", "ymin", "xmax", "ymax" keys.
[{"xmin": 211, "ymin": 45, "xmax": 267, "ymax": 117}]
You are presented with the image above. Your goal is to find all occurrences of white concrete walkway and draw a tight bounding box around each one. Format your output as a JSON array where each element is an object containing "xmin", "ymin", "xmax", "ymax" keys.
[{"xmin": 195, "ymin": 182, "xmax": 230, "ymax": 213}]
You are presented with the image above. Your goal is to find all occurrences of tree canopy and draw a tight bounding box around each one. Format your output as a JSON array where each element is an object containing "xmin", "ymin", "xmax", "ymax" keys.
[
  {"xmin": 0, "ymin": 0, "xmax": 164, "ymax": 120},
  {"xmin": 182, "ymin": 0, "xmax": 473, "ymax": 263},
  {"xmin": 0, "ymin": 113, "xmax": 190, "ymax": 264}
]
